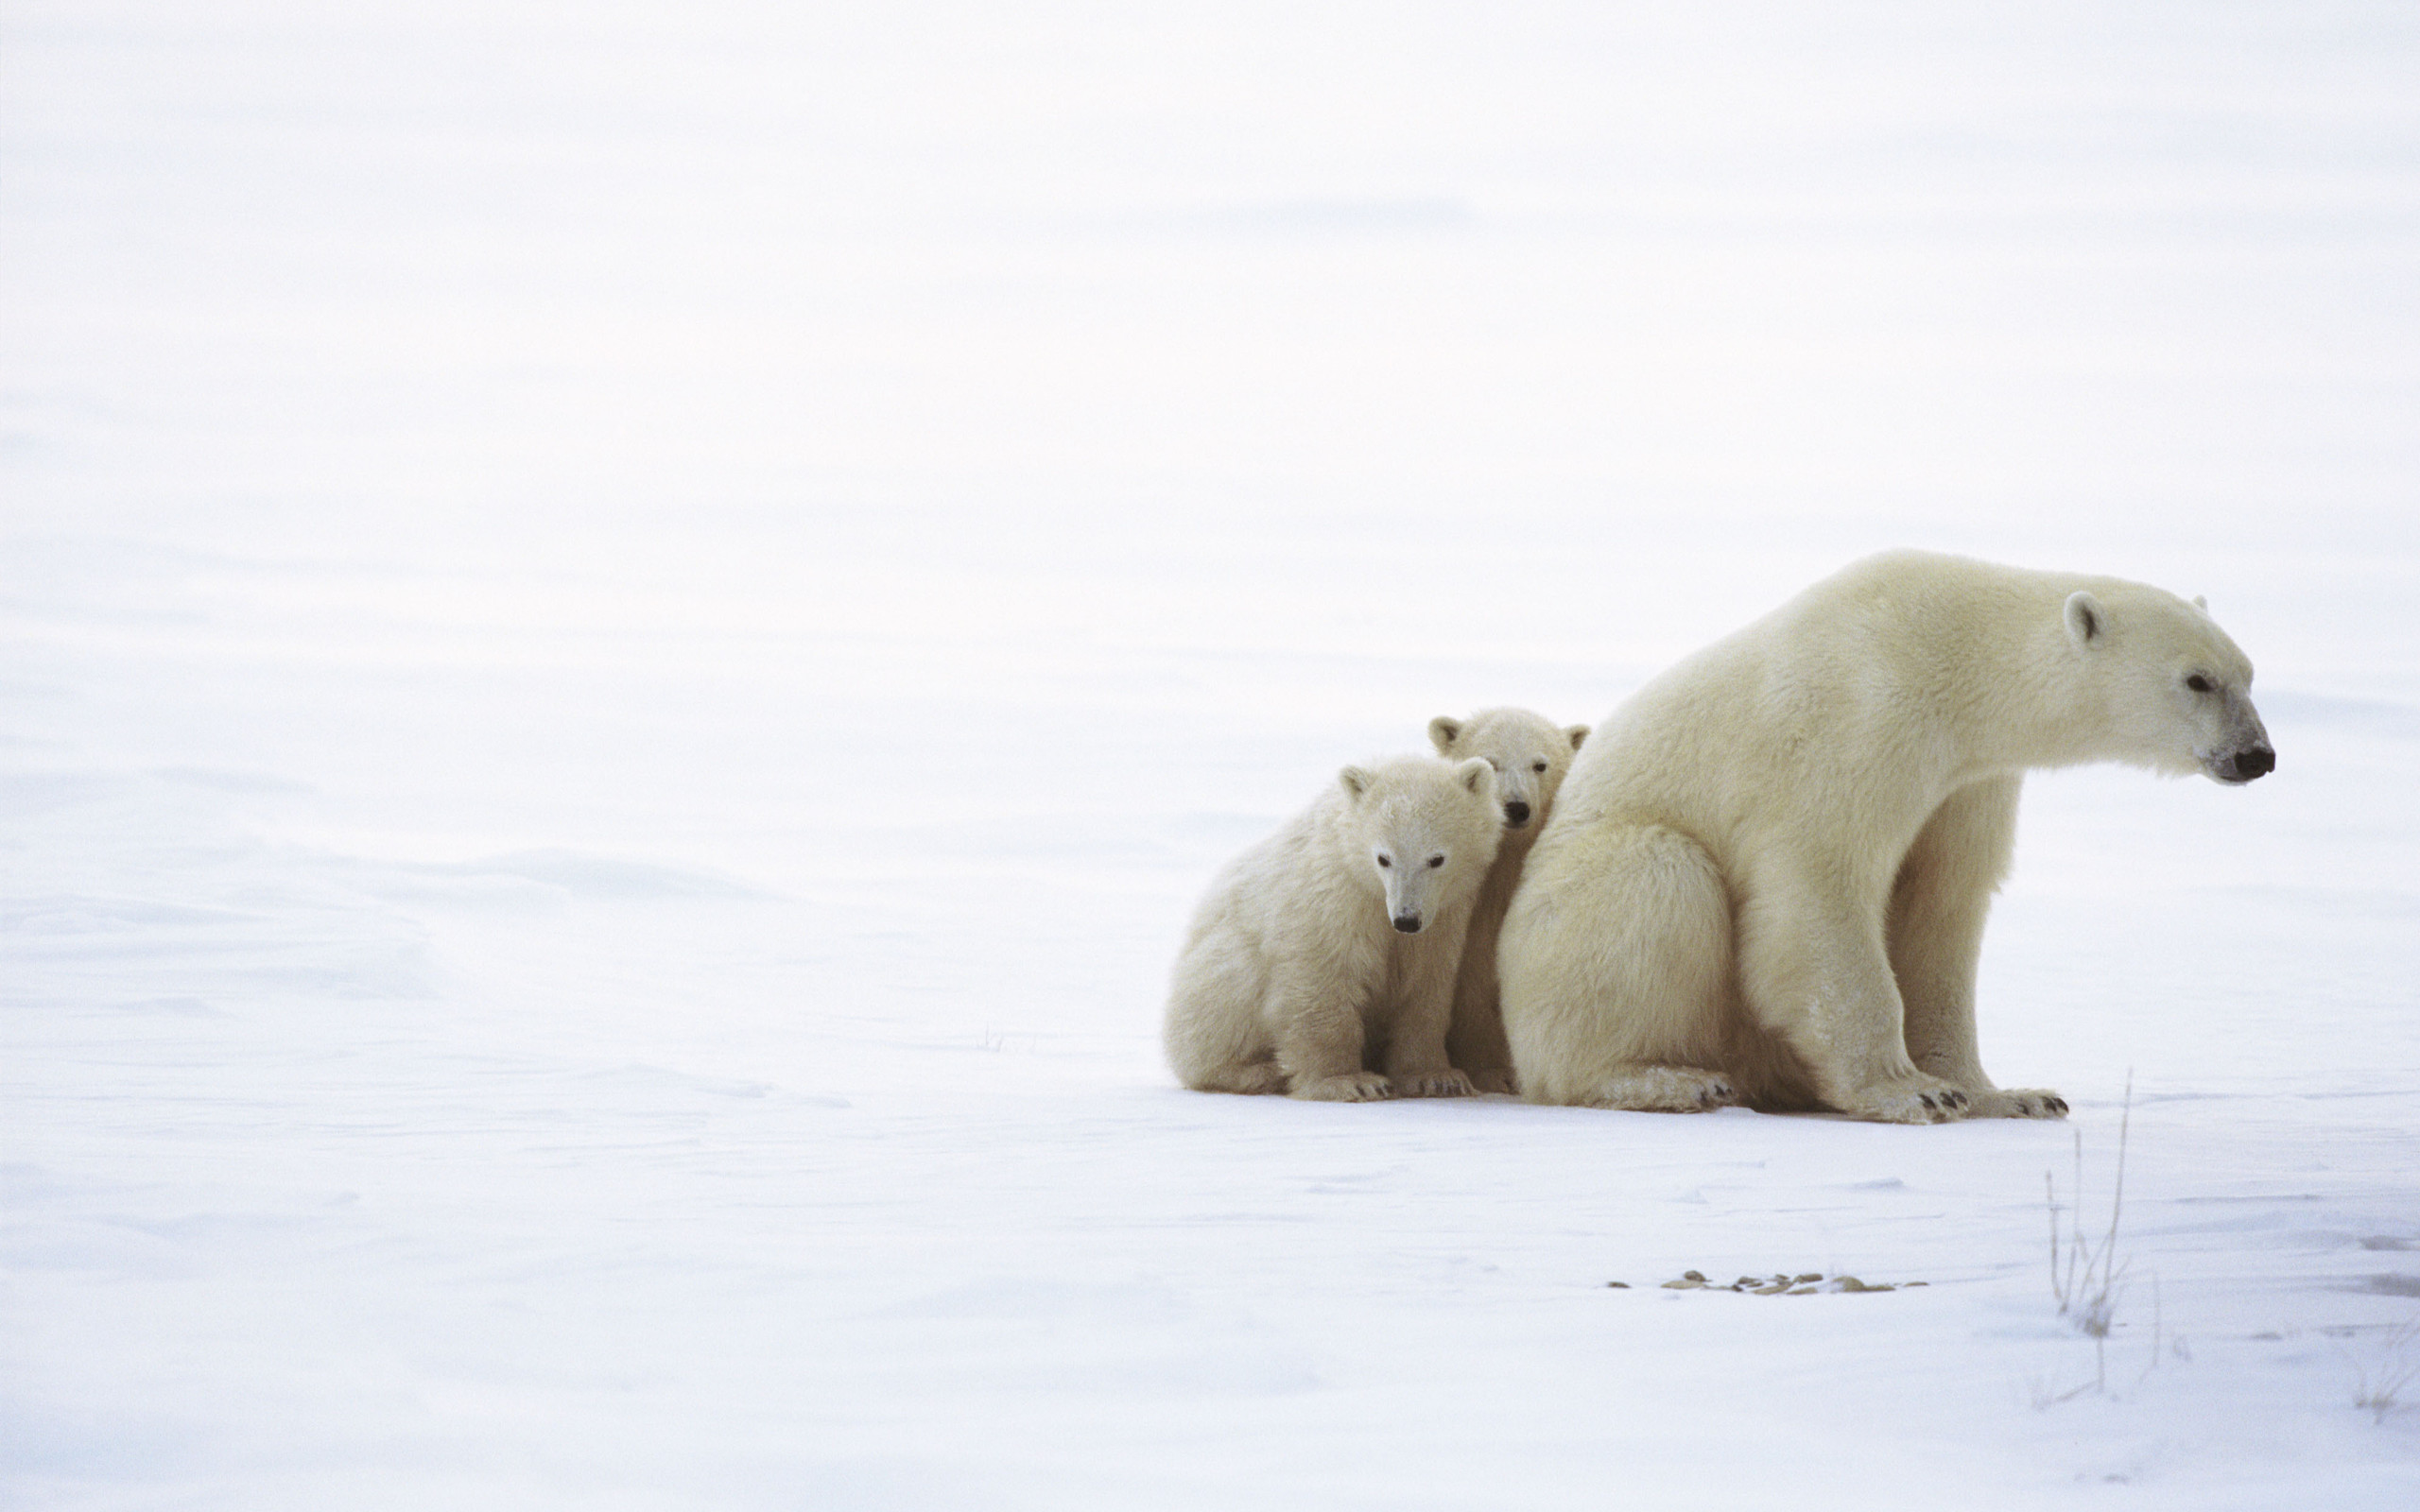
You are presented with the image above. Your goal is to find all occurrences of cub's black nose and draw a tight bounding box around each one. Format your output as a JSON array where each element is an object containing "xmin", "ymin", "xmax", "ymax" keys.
[
  {"xmin": 1503, "ymin": 800, "xmax": 1531, "ymax": 827},
  {"xmin": 1392, "ymin": 914, "xmax": 1423, "ymax": 934},
  {"xmin": 2228, "ymin": 747, "xmax": 2275, "ymax": 782}
]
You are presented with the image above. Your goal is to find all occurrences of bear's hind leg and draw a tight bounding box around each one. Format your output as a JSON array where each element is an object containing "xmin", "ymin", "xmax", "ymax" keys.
[
  {"xmin": 1500, "ymin": 823, "xmax": 1740, "ymax": 1110},
  {"xmin": 1166, "ymin": 927, "xmax": 1290, "ymax": 1094}
]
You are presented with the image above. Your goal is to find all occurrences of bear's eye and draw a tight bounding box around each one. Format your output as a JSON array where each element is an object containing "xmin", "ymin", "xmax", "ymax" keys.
[
  {"xmin": 1426, "ymin": 854, "xmax": 1445, "ymax": 868},
  {"xmin": 2186, "ymin": 674, "xmax": 2215, "ymax": 694},
  {"xmin": 1375, "ymin": 854, "xmax": 1392, "ymax": 868},
  {"xmin": 1531, "ymin": 761, "xmax": 1547, "ymax": 774}
]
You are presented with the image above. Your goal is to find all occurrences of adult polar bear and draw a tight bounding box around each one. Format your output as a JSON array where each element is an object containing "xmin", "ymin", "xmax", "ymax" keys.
[{"xmin": 1499, "ymin": 551, "xmax": 2274, "ymax": 1124}]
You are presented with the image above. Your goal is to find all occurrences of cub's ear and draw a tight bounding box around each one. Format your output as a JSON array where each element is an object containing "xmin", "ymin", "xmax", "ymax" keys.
[
  {"xmin": 1339, "ymin": 765, "xmax": 1374, "ymax": 802},
  {"xmin": 1455, "ymin": 756, "xmax": 1495, "ymax": 796},
  {"xmin": 2063, "ymin": 591, "xmax": 2104, "ymax": 649},
  {"xmin": 1565, "ymin": 724, "xmax": 1590, "ymax": 750},
  {"xmin": 2192, "ymin": 593, "xmax": 2209, "ymax": 611},
  {"xmin": 1427, "ymin": 715, "xmax": 1462, "ymax": 753}
]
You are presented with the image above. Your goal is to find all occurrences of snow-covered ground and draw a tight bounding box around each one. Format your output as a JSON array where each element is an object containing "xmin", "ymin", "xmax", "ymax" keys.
[{"xmin": 6, "ymin": 2, "xmax": 2418, "ymax": 1506}]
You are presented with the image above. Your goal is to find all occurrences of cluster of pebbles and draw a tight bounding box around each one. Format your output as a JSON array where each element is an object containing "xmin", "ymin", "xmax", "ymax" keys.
[{"xmin": 1605, "ymin": 1270, "xmax": 1925, "ymax": 1295}]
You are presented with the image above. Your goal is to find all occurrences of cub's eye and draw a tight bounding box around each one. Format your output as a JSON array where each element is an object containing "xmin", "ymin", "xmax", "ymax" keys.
[
  {"xmin": 1375, "ymin": 855, "xmax": 1392, "ymax": 868},
  {"xmin": 1426, "ymin": 854, "xmax": 1445, "ymax": 868},
  {"xmin": 2186, "ymin": 674, "xmax": 2214, "ymax": 694},
  {"xmin": 1530, "ymin": 761, "xmax": 1547, "ymax": 773}
]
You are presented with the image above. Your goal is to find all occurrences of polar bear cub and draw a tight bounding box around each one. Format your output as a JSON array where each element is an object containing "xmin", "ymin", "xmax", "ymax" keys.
[
  {"xmin": 1166, "ymin": 754, "xmax": 1504, "ymax": 1100},
  {"xmin": 1426, "ymin": 709, "xmax": 1590, "ymax": 1093},
  {"xmin": 1500, "ymin": 550, "xmax": 2275, "ymax": 1125}
]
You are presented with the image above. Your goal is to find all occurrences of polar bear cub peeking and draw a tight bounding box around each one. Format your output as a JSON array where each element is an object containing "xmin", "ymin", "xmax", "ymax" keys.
[
  {"xmin": 1427, "ymin": 709, "xmax": 1590, "ymax": 1093},
  {"xmin": 1499, "ymin": 550, "xmax": 2275, "ymax": 1125},
  {"xmin": 1166, "ymin": 755, "xmax": 1504, "ymax": 1100}
]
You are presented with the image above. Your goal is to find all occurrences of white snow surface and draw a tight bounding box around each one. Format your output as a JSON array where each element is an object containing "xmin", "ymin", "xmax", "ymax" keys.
[{"xmin": 6, "ymin": 2, "xmax": 2419, "ymax": 1506}]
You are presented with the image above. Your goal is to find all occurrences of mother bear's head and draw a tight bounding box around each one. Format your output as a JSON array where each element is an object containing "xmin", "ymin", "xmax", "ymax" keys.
[{"xmin": 2062, "ymin": 584, "xmax": 2274, "ymax": 784}]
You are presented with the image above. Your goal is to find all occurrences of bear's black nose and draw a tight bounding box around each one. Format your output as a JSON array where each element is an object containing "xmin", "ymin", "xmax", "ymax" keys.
[
  {"xmin": 1392, "ymin": 914, "xmax": 1423, "ymax": 934},
  {"xmin": 2228, "ymin": 747, "xmax": 2275, "ymax": 782},
  {"xmin": 1503, "ymin": 800, "xmax": 1531, "ymax": 827}
]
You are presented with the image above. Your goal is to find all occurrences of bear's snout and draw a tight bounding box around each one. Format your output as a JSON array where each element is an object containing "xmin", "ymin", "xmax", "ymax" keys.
[
  {"xmin": 2223, "ymin": 746, "xmax": 2275, "ymax": 782},
  {"xmin": 1392, "ymin": 914, "xmax": 1424, "ymax": 934},
  {"xmin": 1503, "ymin": 800, "xmax": 1531, "ymax": 828}
]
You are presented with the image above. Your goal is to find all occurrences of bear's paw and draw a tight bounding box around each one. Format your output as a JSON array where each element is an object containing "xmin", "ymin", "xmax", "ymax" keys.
[
  {"xmin": 1577, "ymin": 1065, "xmax": 1738, "ymax": 1113},
  {"xmin": 1292, "ymin": 1072, "xmax": 1395, "ymax": 1102},
  {"xmin": 1843, "ymin": 1074, "xmax": 1974, "ymax": 1125},
  {"xmin": 1966, "ymin": 1087, "xmax": 2069, "ymax": 1120}
]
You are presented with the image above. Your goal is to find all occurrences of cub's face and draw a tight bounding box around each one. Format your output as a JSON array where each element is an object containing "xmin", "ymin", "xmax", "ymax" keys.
[
  {"xmin": 1339, "ymin": 758, "xmax": 1501, "ymax": 933},
  {"xmin": 1427, "ymin": 710, "xmax": 1591, "ymax": 833},
  {"xmin": 2066, "ymin": 588, "xmax": 2274, "ymax": 784}
]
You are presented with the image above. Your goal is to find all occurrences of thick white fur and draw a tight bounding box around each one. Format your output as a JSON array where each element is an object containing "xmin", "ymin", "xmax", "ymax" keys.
[
  {"xmin": 1500, "ymin": 550, "xmax": 2274, "ymax": 1124},
  {"xmin": 1426, "ymin": 708, "xmax": 1590, "ymax": 1093},
  {"xmin": 1167, "ymin": 754, "xmax": 1504, "ymax": 1100}
]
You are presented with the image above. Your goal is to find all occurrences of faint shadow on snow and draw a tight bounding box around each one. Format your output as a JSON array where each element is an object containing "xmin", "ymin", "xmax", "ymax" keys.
[
  {"xmin": 107, "ymin": 996, "xmax": 226, "ymax": 1018},
  {"xmin": 1, "ymin": 896, "xmax": 264, "ymax": 934},
  {"xmin": 0, "ymin": 1397, "xmax": 206, "ymax": 1483},
  {"xmin": 876, "ymin": 1277, "xmax": 1193, "ymax": 1324},
  {"xmin": 2, "ymin": 890, "xmax": 438, "ymax": 1002},
  {"xmin": 153, "ymin": 765, "xmax": 314, "ymax": 796},
  {"xmin": 1122, "ymin": 196, "xmax": 1477, "ymax": 239},
  {"xmin": 368, "ymin": 850, "xmax": 779, "ymax": 903},
  {"xmin": 0, "ymin": 770, "xmax": 143, "ymax": 814},
  {"xmin": 863, "ymin": 1278, "xmax": 1324, "ymax": 1397},
  {"xmin": 574, "ymin": 1062, "xmax": 846, "ymax": 1108}
]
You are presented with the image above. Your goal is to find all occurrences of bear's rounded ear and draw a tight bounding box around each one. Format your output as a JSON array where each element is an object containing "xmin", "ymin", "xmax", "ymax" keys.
[
  {"xmin": 1427, "ymin": 715, "xmax": 1461, "ymax": 753},
  {"xmin": 1565, "ymin": 724, "xmax": 1590, "ymax": 750},
  {"xmin": 2192, "ymin": 593, "xmax": 2209, "ymax": 611},
  {"xmin": 2063, "ymin": 591, "xmax": 2105, "ymax": 650},
  {"xmin": 1455, "ymin": 756, "xmax": 1495, "ymax": 796},
  {"xmin": 1339, "ymin": 765, "xmax": 1374, "ymax": 802}
]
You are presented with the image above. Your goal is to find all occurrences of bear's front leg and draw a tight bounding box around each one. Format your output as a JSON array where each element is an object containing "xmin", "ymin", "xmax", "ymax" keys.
[
  {"xmin": 1888, "ymin": 777, "xmax": 2066, "ymax": 1119},
  {"xmin": 1737, "ymin": 865, "xmax": 1974, "ymax": 1125},
  {"xmin": 1379, "ymin": 930, "xmax": 1475, "ymax": 1098},
  {"xmin": 1267, "ymin": 962, "xmax": 1392, "ymax": 1101}
]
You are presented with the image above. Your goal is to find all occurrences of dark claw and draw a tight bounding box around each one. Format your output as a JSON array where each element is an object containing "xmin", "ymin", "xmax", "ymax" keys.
[{"xmin": 1919, "ymin": 1093, "xmax": 1936, "ymax": 1110}]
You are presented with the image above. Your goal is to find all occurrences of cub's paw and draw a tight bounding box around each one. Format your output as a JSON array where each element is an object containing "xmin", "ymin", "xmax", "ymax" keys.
[
  {"xmin": 1190, "ymin": 1061, "xmax": 1289, "ymax": 1095},
  {"xmin": 1967, "ymin": 1087, "xmax": 2068, "ymax": 1120},
  {"xmin": 1462, "ymin": 1067, "xmax": 1520, "ymax": 1096},
  {"xmin": 1844, "ymin": 1075, "xmax": 1974, "ymax": 1125},
  {"xmin": 1582, "ymin": 1065, "xmax": 1737, "ymax": 1113},
  {"xmin": 1392, "ymin": 1069, "xmax": 1476, "ymax": 1099},
  {"xmin": 1292, "ymin": 1072, "xmax": 1394, "ymax": 1102}
]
